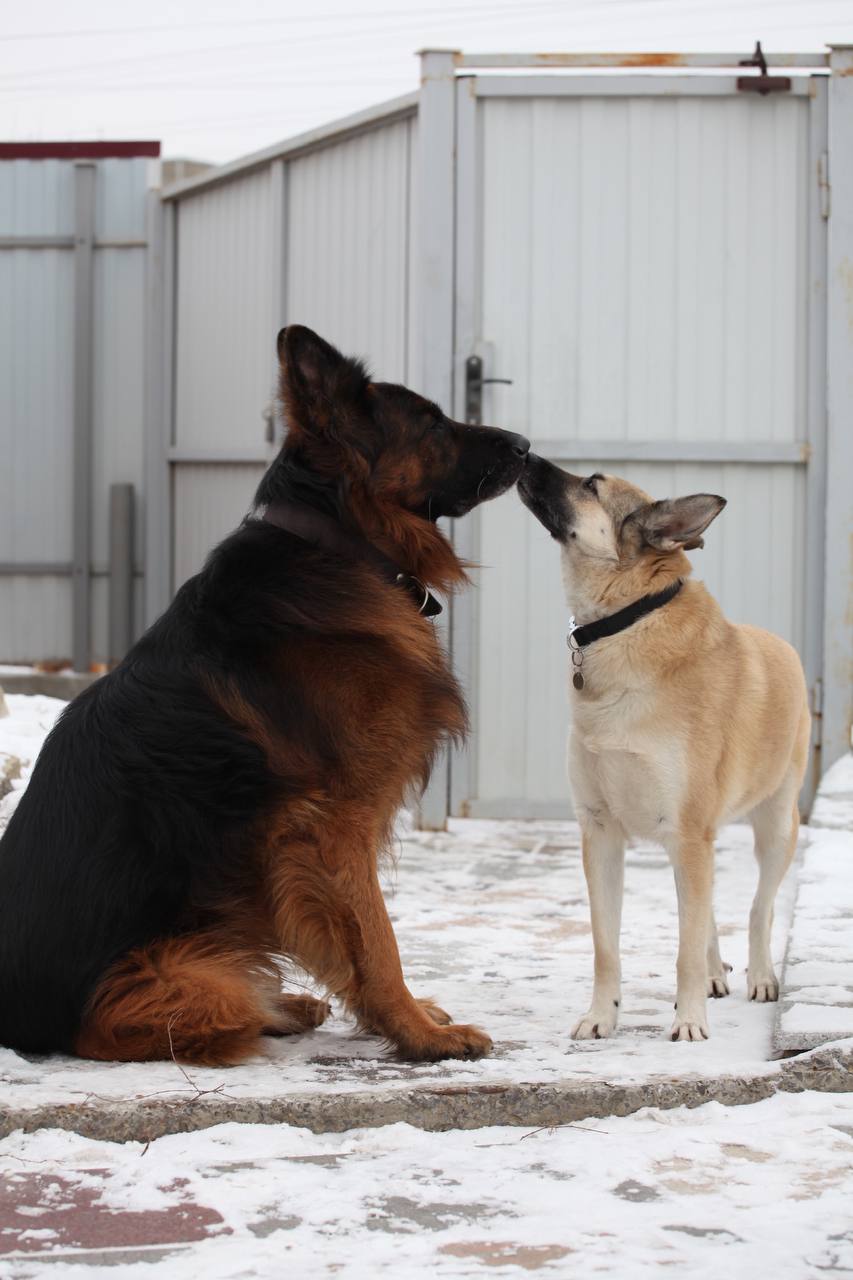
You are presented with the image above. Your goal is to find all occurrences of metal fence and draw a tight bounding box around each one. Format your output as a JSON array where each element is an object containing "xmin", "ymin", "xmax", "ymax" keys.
[
  {"xmin": 0, "ymin": 142, "xmax": 160, "ymax": 670},
  {"xmin": 2, "ymin": 49, "xmax": 851, "ymax": 823}
]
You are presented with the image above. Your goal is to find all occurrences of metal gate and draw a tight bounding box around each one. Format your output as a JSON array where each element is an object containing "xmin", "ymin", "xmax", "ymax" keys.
[{"xmin": 443, "ymin": 62, "xmax": 829, "ymax": 818}]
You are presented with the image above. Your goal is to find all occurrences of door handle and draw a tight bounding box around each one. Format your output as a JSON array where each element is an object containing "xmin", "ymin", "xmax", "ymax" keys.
[{"xmin": 465, "ymin": 354, "xmax": 513, "ymax": 425}]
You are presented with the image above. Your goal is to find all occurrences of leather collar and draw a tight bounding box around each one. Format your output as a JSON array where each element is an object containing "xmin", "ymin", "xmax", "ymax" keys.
[
  {"xmin": 569, "ymin": 579, "xmax": 683, "ymax": 650},
  {"xmin": 257, "ymin": 498, "xmax": 442, "ymax": 618}
]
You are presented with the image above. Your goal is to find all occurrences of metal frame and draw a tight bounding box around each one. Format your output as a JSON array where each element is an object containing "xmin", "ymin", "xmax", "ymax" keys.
[
  {"xmin": 823, "ymin": 47, "xmax": 853, "ymax": 768},
  {"xmin": 143, "ymin": 192, "xmax": 172, "ymax": 627},
  {"xmin": 161, "ymin": 93, "xmax": 418, "ymax": 202},
  {"xmin": 445, "ymin": 57, "xmax": 831, "ymax": 821},
  {"xmin": 414, "ymin": 50, "xmax": 459, "ymax": 829},
  {"xmin": 457, "ymin": 52, "xmax": 828, "ymax": 70},
  {"xmin": 71, "ymin": 162, "xmax": 95, "ymax": 674},
  {"xmin": 473, "ymin": 75, "xmax": 815, "ymax": 99},
  {"xmin": 802, "ymin": 75, "xmax": 830, "ymax": 796}
]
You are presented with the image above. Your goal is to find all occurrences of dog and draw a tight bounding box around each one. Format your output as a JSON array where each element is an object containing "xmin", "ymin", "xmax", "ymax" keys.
[
  {"xmin": 0, "ymin": 325, "xmax": 529, "ymax": 1065},
  {"xmin": 518, "ymin": 457, "xmax": 810, "ymax": 1041}
]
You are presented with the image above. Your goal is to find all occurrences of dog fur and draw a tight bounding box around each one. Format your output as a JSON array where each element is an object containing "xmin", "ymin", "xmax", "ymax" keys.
[
  {"xmin": 518, "ymin": 458, "xmax": 810, "ymax": 1041},
  {"xmin": 0, "ymin": 325, "xmax": 529, "ymax": 1065}
]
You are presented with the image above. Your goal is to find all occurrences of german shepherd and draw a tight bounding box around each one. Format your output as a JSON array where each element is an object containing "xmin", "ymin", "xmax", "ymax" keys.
[
  {"xmin": 0, "ymin": 325, "xmax": 528, "ymax": 1064},
  {"xmin": 518, "ymin": 457, "xmax": 809, "ymax": 1042}
]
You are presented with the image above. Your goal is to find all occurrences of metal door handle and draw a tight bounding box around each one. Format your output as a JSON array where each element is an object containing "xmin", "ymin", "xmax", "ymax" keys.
[{"xmin": 465, "ymin": 354, "xmax": 513, "ymax": 425}]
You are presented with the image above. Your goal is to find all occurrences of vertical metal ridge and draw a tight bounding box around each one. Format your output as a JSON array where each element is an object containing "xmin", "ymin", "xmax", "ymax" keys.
[{"xmin": 72, "ymin": 162, "xmax": 95, "ymax": 673}]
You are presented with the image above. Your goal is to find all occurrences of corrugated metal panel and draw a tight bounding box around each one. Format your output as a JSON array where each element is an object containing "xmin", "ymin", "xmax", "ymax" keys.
[
  {"xmin": 174, "ymin": 170, "xmax": 275, "ymax": 452},
  {"xmin": 473, "ymin": 461, "xmax": 806, "ymax": 814},
  {"xmin": 464, "ymin": 88, "xmax": 812, "ymax": 816},
  {"xmin": 286, "ymin": 117, "xmax": 414, "ymax": 382},
  {"xmin": 0, "ymin": 155, "xmax": 152, "ymax": 663},
  {"xmin": 172, "ymin": 463, "xmax": 265, "ymax": 589},
  {"xmin": 0, "ymin": 159, "xmax": 75, "ymax": 235},
  {"xmin": 480, "ymin": 93, "xmax": 809, "ymax": 444}
]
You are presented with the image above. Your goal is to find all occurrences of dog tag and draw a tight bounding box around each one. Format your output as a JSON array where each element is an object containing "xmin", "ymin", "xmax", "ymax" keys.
[{"xmin": 573, "ymin": 671, "xmax": 585, "ymax": 691}]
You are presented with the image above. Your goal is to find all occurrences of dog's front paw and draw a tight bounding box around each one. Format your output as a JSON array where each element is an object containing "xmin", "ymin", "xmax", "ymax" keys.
[
  {"xmin": 572, "ymin": 1008, "xmax": 618, "ymax": 1040},
  {"xmin": 707, "ymin": 969, "xmax": 731, "ymax": 998},
  {"xmin": 396, "ymin": 1022, "xmax": 493, "ymax": 1062},
  {"xmin": 670, "ymin": 1013, "xmax": 709, "ymax": 1041},
  {"xmin": 748, "ymin": 971, "xmax": 779, "ymax": 1002}
]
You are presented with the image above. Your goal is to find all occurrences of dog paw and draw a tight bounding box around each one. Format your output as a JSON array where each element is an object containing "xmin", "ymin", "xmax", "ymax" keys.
[
  {"xmin": 707, "ymin": 974, "xmax": 730, "ymax": 998},
  {"xmin": 670, "ymin": 1017, "xmax": 709, "ymax": 1042},
  {"xmin": 398, "ymin": 1023, "xmax": 493, "ymax": 1062},
  {"xmin": 264, "ymin": 994, "xmax": 331, "ymax": 1036},
  {"xmin": 572, "ymin": 1010, "xmax": 618, "ymax": 1040},
  {"xmin": 748, "ymin": 973, "xmax": 779, "ymax": 1002},
  {"xmin": 416, "ymin": 997, "xmax": 453, "ymax": 1026}
]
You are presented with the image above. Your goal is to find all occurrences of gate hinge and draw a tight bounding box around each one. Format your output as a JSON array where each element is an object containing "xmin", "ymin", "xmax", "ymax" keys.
[
  {"xmin": 818, "ymin": 152, "xmax": 830, "ymax": 219},
  {"xmin": 737, "ymin": 40, "xmax": 791, "ymax": 95}
]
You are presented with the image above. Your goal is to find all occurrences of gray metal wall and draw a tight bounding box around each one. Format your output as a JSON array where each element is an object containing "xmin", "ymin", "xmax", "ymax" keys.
[
  {"xmin": 168, "ymin": 106, "xmax": 419, "ymax": 590},
  {"xmin": 458, "ymin": 83, "xmax": 822, "ymax": 816},
  {"xmin": 0, "ymin": 152, "xmax": 156, "ymax": 665}
]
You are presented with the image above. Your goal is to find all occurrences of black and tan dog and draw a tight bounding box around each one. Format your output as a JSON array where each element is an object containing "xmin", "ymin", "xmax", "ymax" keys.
[
  {"xmin": 519, "ymin": 457, "xmax": 810, "ymax": 1042},
  {"xmin": 0, "ymin": 326, "xmax": 528, "ymax": 1065}
]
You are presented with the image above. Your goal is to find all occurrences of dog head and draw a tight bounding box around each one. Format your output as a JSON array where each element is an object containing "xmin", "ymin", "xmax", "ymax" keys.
[
  {"xmin": 518, "ymin": 455, "xmax": 725, "ymax": 614},
  {"xmin": 258, "ymin": 326, "xmax": 529, "ymax": 590}
]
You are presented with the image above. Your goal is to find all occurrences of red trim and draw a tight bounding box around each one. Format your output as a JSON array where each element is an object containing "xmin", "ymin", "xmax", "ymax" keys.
[{"xmin": 0, "ymin": 141, "xmax": 160, "ymax": 160}]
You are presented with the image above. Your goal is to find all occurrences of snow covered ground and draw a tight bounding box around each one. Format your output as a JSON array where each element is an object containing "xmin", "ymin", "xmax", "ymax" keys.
[
  {"xmin": 1, "ymin": 692, "xmax": 851, "ymax": 1275},
  {"xmin": 2, "ymin": 1094, "xmax": 853, "ymax": 1276}
]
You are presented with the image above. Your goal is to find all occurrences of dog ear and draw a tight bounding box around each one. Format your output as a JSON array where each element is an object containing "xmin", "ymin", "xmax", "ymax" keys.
[
  {"xmin": 277, "ymin": 326, "xmax": 368, "ymax": 435},
  {"xmin": 626, "ymin": 494, "xmax": 726, "ymax": 552}
]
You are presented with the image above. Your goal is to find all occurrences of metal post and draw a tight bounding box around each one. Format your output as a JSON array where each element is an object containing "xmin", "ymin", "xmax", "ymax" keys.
[
  {"xmin": 269, "ymin": 157, "xmax": 288, "ymax": 448},
  {"xmin": 108, "ymin": 483, "xmax": 134, "ymax": 665},
  {"xmin": 801, "ymin": 75, "xmax": 829, "ymax": 807},
  {"xmin": 143, "ymin": 192, "xmax": 174, "ymax": 626},
  {"xmin": 416, "ymin": 49, "xmax": 459, "ymax": 830},
  {"xmin": 824, "ymin": 47, "xmax": 853, "ymax": 768},
  {"xmin": 72, "ymin": 162, "xmax": 95, "ymax": 673}
]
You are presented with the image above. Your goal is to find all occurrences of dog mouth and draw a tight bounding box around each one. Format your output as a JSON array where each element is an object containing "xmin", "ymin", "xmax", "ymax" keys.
[{"xmin": 518, "ymin": 455, "xmax": 572, "ymax": 541}]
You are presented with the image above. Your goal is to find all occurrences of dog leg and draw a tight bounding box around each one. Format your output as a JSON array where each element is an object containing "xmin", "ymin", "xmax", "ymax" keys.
[
  {"xmin": 706, "ymin": 910, "xmax": 731, "ymax": 998},
  {"xmin": 668, "ymin": 834, "xmax": 714, "ymax": 1040},
  {"xmin": 572, "ymin": 818, "xmax": 625, "ymax": 1040},
  {"xmin": 270, "ymin": 840, "xmax": 492, "ymax": 1062},
  {"xmin": 748, "ymin": 787, "xmax": 799, "ymax": 1002}
]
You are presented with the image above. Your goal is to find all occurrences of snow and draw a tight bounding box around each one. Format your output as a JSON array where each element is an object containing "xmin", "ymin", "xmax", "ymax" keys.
[
  {"xmin": 0, "ymin": 697, "xmax": 850, "ymax": 1108},
  {"xmin": 0, "ymin": 693, "xmax": 65, "ymax": 829},
  {"xmin": 1, "ymin": 697, "xmax": 852, "ymax": 1275},
  {"xmin": 2, "ymin": 1093, "xmax": 853, "ymax": 1276},
  {"xmin": 775, "ymin": 820, "xmax": 853, "ymax": 1049},
  {"xmin": 0, "ymin": 819, "xmax": 800, "ymax": 1110}
]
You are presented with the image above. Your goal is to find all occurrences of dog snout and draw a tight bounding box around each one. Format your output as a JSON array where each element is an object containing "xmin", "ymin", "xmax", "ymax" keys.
[{"xmin": 503, "ymin": 431, "xmax": 530, "ymax": 458}]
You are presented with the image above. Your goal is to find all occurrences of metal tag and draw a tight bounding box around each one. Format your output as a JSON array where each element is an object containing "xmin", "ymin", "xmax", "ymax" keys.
[{"xmin": 573, "ymin": 671, "xmax": 585, "ymax": 691}]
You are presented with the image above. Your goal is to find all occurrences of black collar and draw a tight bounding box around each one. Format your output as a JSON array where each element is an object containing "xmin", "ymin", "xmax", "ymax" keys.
[
  {"xmin": 258, "ymin": 498, "xmax": 443, "ymax": 618},
  {"xmin": 569, "ymin": 579, "xmax": 684, "ymax": 649}
]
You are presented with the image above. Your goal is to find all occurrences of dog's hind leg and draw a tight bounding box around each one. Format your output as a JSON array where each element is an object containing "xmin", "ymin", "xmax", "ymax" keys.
[
  {"xmin": 572, "ymin": 817, "xmax": 625, "ymax": 1040},
  {"xmin": 706, "ymin": 910, "xmax": 731, "ymax": 998},
  {"xmin": 748, "ymin": 779, "xmax": 800, "ymax": 1002},
  {"xmin": 76, "ymin": 934, "xmax": 295, "ymax": 1065}
]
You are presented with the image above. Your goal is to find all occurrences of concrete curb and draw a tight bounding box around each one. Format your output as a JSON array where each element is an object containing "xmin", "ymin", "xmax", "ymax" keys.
[
  {"xmin": 2, "ymin": 1043, "xmax": 850, "ymax": 1143},
  {"xmin": 0, "ymin": 672, "xmax": 99, "ymax": 701}
]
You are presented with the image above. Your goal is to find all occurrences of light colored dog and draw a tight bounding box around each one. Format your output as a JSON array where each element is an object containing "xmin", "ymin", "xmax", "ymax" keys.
[{"xmin": 518, "ymin": 457, "xmax": 810, "ymax": 1042}]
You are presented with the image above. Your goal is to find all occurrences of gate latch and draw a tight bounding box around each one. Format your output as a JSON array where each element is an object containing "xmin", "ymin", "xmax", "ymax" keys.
[
  {"xmin": 737, "ymin": 41, "xmax": 791, "ymax": 95},
  {"xmin": 465, "ymin": 354, "xmax": 513, "ymax": 425}
]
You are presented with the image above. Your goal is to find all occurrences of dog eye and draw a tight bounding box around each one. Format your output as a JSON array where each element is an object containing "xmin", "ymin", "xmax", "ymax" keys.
[{"xmin": 583, "ymin": 474, "xmax": 602, "ymax": 494}]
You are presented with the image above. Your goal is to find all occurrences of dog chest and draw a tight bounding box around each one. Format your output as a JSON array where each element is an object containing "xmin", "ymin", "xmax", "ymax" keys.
[{"xmin": 569, "ymin": 713, "xmax": 685, "ymax": 841}]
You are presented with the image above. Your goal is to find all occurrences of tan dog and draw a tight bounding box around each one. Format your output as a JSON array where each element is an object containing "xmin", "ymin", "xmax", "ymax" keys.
[{"xmin": 518, "ymin": 457, "xmax": 810, "ymax": 1042}]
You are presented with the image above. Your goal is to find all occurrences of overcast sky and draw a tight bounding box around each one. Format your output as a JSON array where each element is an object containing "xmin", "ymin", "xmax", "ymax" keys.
[{"xmin": 3, "ymin": 0, "xmax": 852, "ymax": 165}]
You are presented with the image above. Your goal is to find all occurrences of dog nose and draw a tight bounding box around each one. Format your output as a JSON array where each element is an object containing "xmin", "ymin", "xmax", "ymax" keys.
[{"xmin": 508, "ymin": 432, "xmax": 530, "ymax": 458}]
